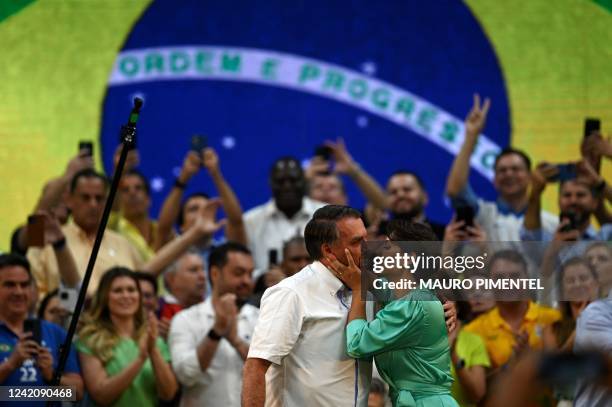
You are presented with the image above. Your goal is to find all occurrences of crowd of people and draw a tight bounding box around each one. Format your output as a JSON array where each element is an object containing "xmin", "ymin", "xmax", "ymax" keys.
[{"xmin": 1, "ymin": 94, "xmax": 611, "ymax": 406}]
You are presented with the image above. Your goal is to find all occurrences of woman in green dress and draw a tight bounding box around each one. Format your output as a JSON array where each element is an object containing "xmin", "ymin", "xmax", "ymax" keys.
[
  {"xmin": 77, "ymin": 267, "xmax": 178, "ymax": 406},
  {"xmin": 323, "ymin": 221, "xmax": 459, "ymax": 407}
]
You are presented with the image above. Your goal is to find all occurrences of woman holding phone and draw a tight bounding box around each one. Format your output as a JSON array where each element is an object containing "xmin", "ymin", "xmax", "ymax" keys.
[
  {"xmin": 323, "ymin": 221, "xmax": 458, "ymax": 407},
  {"xmin": 77, "ymin": 267, "xmax": 177, "ymax": 406}
]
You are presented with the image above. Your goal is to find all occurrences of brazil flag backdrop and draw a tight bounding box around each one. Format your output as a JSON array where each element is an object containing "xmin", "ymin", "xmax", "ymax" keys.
[{"xmin": 1, "ymin": 0, "xmax": 611, "ymax": 251}]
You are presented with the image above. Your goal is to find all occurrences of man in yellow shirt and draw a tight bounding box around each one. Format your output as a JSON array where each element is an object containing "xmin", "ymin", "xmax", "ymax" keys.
[
  {"xmin": 27, "ymin": 169, "xmax": 144, "ymax": 296},
  {"xmin": 465, "ymin": 250, "xmax": 561, "ymax": 370}
]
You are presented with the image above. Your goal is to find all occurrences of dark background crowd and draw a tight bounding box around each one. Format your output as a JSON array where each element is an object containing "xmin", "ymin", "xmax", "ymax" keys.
[{"xmin": 1, "ymin": 96, "xmax": 611, "ymax": 406}]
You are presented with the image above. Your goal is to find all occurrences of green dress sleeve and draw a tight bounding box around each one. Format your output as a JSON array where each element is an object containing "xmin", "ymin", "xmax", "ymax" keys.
[
  {"xmin": 346, "ymin": 298, "xmax": 425, "ymax": 358},
  {"xmin": 75, "ymin": 338, "xmax": 93, "ymax": 355}
]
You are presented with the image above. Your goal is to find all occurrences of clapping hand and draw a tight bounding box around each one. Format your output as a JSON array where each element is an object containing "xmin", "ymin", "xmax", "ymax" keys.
[{"xmin": 213, "ymin": 293, "xmax": 238, "ymax": 337}]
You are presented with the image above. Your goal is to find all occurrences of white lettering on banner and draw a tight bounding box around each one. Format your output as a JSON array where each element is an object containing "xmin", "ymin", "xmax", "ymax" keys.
[{"xmin": 109, "ymin": 46, "xmax": 501, "ymax": 179}]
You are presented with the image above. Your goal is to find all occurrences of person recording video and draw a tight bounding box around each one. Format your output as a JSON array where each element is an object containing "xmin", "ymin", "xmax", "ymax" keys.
[
  {"xmin": 521, "ymin": 161, "xmax": 612, "ymax": 279},
  {"xmin": 0, "ymin": 254, "xmax": 83, "ymax": 401}
]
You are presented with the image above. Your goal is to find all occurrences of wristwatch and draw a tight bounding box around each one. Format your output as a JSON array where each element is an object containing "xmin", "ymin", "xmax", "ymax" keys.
[
  {"xmin": 207, "ymin": 329, "xmax": 223, "ymax": 341},
  {"xmin": 455, "ymin": 358, "xmax": 466, "ymax": 371},
  {"xmin": 174, "ymin": 178, "xmax": 187, "ymax": 189}
]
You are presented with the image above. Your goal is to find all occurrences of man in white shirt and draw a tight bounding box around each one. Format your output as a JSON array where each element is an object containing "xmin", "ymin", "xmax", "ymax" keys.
[
  {"xmin": 242, "ymin": 205, "xmax": 371, "ymax": 406},
  {"xmin": 446, "ymin": 95, "xmax": 557, "ymax": 242},
  {"xmin": 244, "ymin": 157, "xmax": 325, "ymax": 271},
  {"xmin": 169, "ymin": 242, "xmax": 257, "ymax": 407},
  {"xmin": 574, "ymin": 289, "xmax": 612, "ymax": 406}
]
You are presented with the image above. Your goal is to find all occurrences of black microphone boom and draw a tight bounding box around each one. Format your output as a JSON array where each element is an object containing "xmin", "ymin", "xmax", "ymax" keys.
[{"xmin": 49, "ymin": 98, "xmax": 144, "ymax": 403}]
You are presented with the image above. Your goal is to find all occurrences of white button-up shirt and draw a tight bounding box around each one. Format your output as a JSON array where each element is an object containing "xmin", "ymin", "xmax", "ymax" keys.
[
  {"xmin": 248, "ymin": 261, "xmax": 372, "ymax": 406},
  {"xmin": 476, "ymin": 200, "xmax": 558, "ymax": 242},
  {"xmin": 574, "ymin": 290, "xmax": 612, "ymax": 407},
  {"xmin": 244, "ymin": 197, "xmax": 326, "ymax": 271},
  {"xmin": 169, "ymin": 298, "xmax": 259, "ymax": 407}
]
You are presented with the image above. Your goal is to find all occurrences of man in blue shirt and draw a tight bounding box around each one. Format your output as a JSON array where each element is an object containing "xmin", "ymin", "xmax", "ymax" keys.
[{"xmin": 0, "ymin": 253, "xmax": 83, "ymax": 401}]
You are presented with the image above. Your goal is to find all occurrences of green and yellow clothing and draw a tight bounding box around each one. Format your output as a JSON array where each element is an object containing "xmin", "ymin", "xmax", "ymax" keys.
[
  {"xmin": 464, "ymin": 302, "xmax": 561, "ymax": 368},
  {"xmin": 450, "ymin": 329, "xmax": 490, "ymax": 407}
]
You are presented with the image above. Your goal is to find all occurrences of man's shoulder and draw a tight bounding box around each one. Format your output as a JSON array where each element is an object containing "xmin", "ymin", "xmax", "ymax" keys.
[
  {"xmin": 276, "ymin": 265, "xmax": 318, "ymax": 290},
  {"xmin": 104, "ymin": 228, "xmax": 133, "ymax": 244},
  {"xmin": 530, "ymin": 302, "xmax": 562, "ymax": 324},
  {"xmin": 241, "ymin": 303, "xmax": 260, "ymax": 319},
  {"xmin": 476, "ymin": 198, "xmax": 496, "ymax": 211},
  {"xmin": 464, "ymin": 308, "xmax": 497, "ymax": 333},
  {"xmin": 261, "ymin": 266, "xmax": 318, "ymax": 302},
  {"xmin": 244, "ymin": 200, "xmax": 274, "ymax": 220},
  {"xmin": 40, "ymin": 320, "xmax": 67, "ymax": 342},
  {"xmin": 172, "ymin": 300, "xmax": 208, "ymax": 324},
  {"xmin": 580, "ymin": 298, "xmax": 612, "ymax": 323},
  {"xmin": 40, "ymin": 319, "xmax": 65, "ymax": 332},
  {"xmin": 540, "ymin": 210, "xmax": 559, "ymax": 230},
  {"xmin": 458, "ymin": 328, "xmax": 486, "ymax": 347},
  {"xmin": 303, "ymin": 197, "xmax": 327, "ymax": 214}
]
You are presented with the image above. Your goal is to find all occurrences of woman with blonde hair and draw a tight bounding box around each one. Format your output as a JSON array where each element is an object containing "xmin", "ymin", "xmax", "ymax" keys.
[{"xmin": 77, "ymin": 267, "xmax": 177, "ymax": 406}]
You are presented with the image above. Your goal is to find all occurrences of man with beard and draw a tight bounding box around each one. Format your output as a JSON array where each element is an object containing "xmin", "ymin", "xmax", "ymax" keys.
[
  {"xmin": 386, "ymin": 170, "xmax": 446, "ymax": 240},
  {"xmin": 169, "ymin": 242, "xmax": 256, "ymax": 407},
  {"xmin": 244, "ymin": 157, "xmax": 326, "ymax": 271},
  {"xmin": 522, "ymin": 163, "xmax": 612, "ymax": 273},
  {"xmin": 446, "ymin": 95, "xmax": 557, "ymax": 241}
]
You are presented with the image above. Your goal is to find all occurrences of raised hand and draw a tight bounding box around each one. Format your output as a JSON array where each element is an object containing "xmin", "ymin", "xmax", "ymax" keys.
[
  {"xmin": 577, "ymin": 159, "xmax": 603, "ymax": 187},
  {"xmin": 466, "ymin": 222, "xmax": 487, "ymax": 243},
  {"xmin": 553, "ymin": 219, "xmax": 580, "ymax": 242},
  {"xmin": 36, "ymin": 346, "xmax": 54, "ymax": 382},
  {"xmin": 464, "ymin": 93, "xmax": 491, "ymax": 140},
  {"xmin": 326, "ymin": 138, "xmax": 359, "ymax": 176},
  {"xmin": 582, "ymin": 133, "xmax": 612, "ymax": 164},
  {"xmin": 202, "ymin": 147, "xmax": 220, "ymax": 176},
  {"xmin": 531, "ymin": 162, "xmax": 559, "ymax": 195},
  {"xmin": 8, "ymin": 333, "xmax": 39, "ymax": 369},
  {"xmin": 36, "ymin": 211, "xmax": 65, "ymax": 246},
  {"xmin": 444, "ymin": 217, "xmax": 468, "ymax": 242},
  {"xmin": 179, "ymin": 150, "xmax": 202, "ymax": 183},
  {"xmin": 304, "ymin": 156, "xmax": 330, "ymax": 180},
  {"xmin": 213, "ymin": 293, "xmax": 238, "ymax": 337},
  {"xmin": 192, "ymin": 198, "xmax": 226, "ymax": 238},
  {"xmin": 113, "ymin": 145, "xmax": 140, "ymax": 172},
  {"xmin": 65, "ymin": 150, "xmax": 94, "ymax": 178}
]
